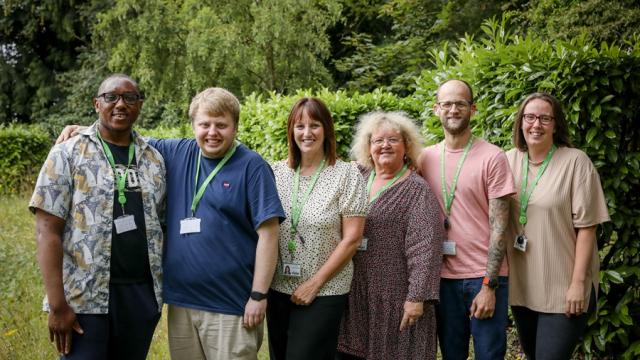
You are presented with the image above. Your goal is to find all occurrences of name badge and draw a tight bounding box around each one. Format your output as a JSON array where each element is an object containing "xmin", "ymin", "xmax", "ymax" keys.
[
  {"xmin": 180, "ymin": 217, "xmax": 201, "ymax": 234},
  {"xmin": 443, "ymin": 240, "xmax": 456, "ymax": 256},
  {"xmin": 114, "ymin": 215, "xmax": 137, "ymax": 234},
  {"xmin": 357, "ymin": 237, "xmax": 368, "ymax": 251},
  {"xmin": 282, "ymin": 263, "xmax": 301, "ymax": 277},
  {"xmin": 514, "ymin": 234, "xmax": 528, "ymax": 252}
]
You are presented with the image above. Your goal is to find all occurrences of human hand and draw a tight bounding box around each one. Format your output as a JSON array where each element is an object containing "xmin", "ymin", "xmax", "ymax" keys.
[
  {"xmin": 243, "ymin": 298, "xmax": 267, "ymax": 329},
  {"xmin": 55, "ymin": 125, "xmax": 85, "ymax": 144},
  {"xmin": 48, "ymin": 304, "xmax": 83, "ymax": 354},
  {"xmin": 470, "ymin": 286, "xmax": 496, "ymax": 319},
  {"xmin": 290, "ymin": 278, "xmax": 322, "ymax": 306},
  {"xmin": 399, "ymin": 301, "xmax": 424, "ymax": 331},
  {"xmin": 565, "ymin": 281, "xmax": 586, "ymax": 317}
]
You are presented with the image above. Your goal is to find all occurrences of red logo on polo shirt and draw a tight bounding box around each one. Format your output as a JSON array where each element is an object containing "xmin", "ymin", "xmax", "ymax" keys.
[{"xmin": 223, "ymin": 181, "xmax": 231, "ymax": 188}]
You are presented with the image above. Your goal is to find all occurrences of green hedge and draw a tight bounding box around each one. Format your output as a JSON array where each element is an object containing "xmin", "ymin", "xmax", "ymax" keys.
[
  {"xmin": 0, "ymin": 125, "xmax": 52, "ymax": 195},
  {"xmin": 414, "ymin": 17, "xmax": 640, "ymax": 359},
  {"xmin": 237, "ymin": 88, "xmax": 422, "ymax": 162}
]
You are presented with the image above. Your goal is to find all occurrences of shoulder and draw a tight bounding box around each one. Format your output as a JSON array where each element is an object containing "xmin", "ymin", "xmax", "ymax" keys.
[
  {"xmin": 271, "ymin": 159, "xmax": 291, "ymax": 176},
  {"xmin": 473, "ymin": 138, "xmax": 504, "ymax": 155}
]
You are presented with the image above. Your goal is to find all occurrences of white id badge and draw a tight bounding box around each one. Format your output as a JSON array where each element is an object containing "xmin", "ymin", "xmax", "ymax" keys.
[
  {"xmin": 114, "ymin": 215, "xmax": 137, "ymax": 234},
  {"xmin": 514, "ymin": 234, "xmax": 528, "ymax": 252},
  {"xmin": 180, "ymin": 217, "xmax": 201, "ymax": 234},
  {"xmin": 443, "ymin": 240, "xmax": 456, "ymax": 256},
  {"xmin": 357, "ymin": 237, "xmax": 368, "ymax": 251},
  {"xmin": 282, "ymin": 263, "xmax": 301, "ymax": 277}
]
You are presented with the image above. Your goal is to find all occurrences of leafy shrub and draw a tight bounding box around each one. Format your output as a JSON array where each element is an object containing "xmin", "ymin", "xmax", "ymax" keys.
[
  {"xmin": 0, "ymin": 125, "xmax": 52, "ymax": 195},
  {"xmin": 238, "ymin": 88, "xmax": 422, "ymax": 162},
  {"xmin": 414, "ymin": 17, "xmax": 640, "ymax": 359}
]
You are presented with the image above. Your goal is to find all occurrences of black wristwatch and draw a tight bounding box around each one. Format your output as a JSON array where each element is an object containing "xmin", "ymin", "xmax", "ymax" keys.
[
  {"xmin": 482, "ymin": 276, "xmax": 499, "ymax": 290},
  {"xmin": 250, "ymin": 291, "xmax": 268, "ymax": 301}
]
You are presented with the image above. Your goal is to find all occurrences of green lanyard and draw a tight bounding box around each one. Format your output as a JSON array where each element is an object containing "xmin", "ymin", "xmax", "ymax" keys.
[
  {"xmin": 97, "ymin": 130, "xmax": 134, "ymax": 213},
  {"xmin": 191, "ymin": 142, "xmax": 238, "ymax": 217},
  {"xmin": 366, "ymin": 163, "xmax": 408, "ymax": 203},
  {"xmin": 440, "ymin": 136, "xmax": 474, "ymax": 217},
  {"xmin": 518, "ymin": 145, "xmax": 557, "ymax": 225},
  {"xmin": 288, "ymin": 158, "xmax": 326, "ymax": 252}
]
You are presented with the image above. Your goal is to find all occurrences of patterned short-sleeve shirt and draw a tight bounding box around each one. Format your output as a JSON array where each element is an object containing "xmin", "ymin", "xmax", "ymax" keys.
[
  {"xmin": 29, "ymin": 122, "xmax": 166, "ymax": 314},
  {"xmin": 270, "ymin": 160, "xmax": 369, "ymax": 296}
]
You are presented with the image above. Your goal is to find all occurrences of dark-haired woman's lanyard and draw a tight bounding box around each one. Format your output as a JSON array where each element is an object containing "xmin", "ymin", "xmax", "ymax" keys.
[
  {"xmin": 514, "ymin": 145, "xmax": 556, "ymax": 252},
  {"xmin": 180, "ymin": 142, "xmax": 237, "ymax": 235},
  {"xmin": 288, "ymin": 158, "xmax": 326, "ymax": 255},
  {"xmin": 440, "ymin": 136, "xmax": 473, "ymax": 256},
  {"xmin": 97, "ymin": 131, "xmax": 136, "ymax": 234}
]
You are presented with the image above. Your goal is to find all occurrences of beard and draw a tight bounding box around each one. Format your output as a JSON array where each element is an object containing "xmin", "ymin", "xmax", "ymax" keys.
[{"xmin": 442, "ymin": 115, "xmax": 470, "ymax": 135}]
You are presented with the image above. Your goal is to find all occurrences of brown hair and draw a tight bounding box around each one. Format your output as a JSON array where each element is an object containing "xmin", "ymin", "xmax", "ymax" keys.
[
  {"xmin": 286, "ymin": 97, "xmax": 337, "ymax": 168},
  {"xmin": 512, "ymin": 92, "xmax": 573, "ymax": 151}
]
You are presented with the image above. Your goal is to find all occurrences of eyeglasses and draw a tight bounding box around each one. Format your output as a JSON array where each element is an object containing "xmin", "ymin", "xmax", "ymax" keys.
[
  {"xmin": 522, "ymin": 113, "xmax": 554, "ymax": 125},
  {"xmin": 370, "ymin": 137, "xmax": 402, "ymax": 146},
  {"xmin": 437, "ymin": 101, "xmax": 471, "ymax": 110},
  {"xmin": 97, "ymin": 92, "xmax": 143, "ymax": 105}
]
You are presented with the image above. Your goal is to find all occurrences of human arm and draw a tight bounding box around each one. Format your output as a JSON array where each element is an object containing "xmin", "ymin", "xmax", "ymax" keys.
[
  {"xmin": 243, "ymin": 217, "xmax": 280, "ymax": 328},
  {"xmin": 565, "ymin": 225, "xmax": 597, "ymax": 316},
  {"xmin": 290, "ymin": 216, "xmax": 365, "ymax": 305},
  {"xmin": 55, "ymin": 125, "xmax": 85, "ymax": 144},
  {"xmin": 470, "ymin": 195, "xmax": 510, "ymax": 319},
  {"xmin": 35, "ymin": 209, "xmax": 83, "ymax": 354}
]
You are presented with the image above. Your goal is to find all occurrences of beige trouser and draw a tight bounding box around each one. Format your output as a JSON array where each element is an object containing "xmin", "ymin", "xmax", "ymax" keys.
[{"xmin": 167, "ymin": 304, "xmax": 263, "ymax": 360}]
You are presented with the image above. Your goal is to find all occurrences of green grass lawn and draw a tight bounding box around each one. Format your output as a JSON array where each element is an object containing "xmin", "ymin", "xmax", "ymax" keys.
[{"xmin": 0, "ymin": 194, "xmax": 270, "ymax": 359}]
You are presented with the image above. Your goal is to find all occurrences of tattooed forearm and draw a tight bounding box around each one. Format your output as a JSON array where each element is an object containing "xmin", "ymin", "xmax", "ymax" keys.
[{"xmin": 485, "ymin": 196, "xmax": 510, "ymax": 278}]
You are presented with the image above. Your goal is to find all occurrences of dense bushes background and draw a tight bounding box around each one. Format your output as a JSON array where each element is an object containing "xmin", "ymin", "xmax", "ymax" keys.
[{"xmin": 2, "ymin": 20, "xmax": 639, "ymax": 358}]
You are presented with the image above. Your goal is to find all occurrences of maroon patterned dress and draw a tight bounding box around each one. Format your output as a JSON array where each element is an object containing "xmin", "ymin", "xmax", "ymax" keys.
[{"xmin": 337, "ymin": 169, "xmax": 444, "ymax": 360}]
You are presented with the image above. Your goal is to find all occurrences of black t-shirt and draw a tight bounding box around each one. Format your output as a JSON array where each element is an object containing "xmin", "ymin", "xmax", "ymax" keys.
[{"xmin": 106, "ymin": 141, "xmax": 152, "ymax": 284}]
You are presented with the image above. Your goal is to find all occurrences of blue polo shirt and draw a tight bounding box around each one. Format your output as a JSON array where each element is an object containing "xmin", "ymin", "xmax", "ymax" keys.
[{"xmin": 149, "ymin": 139, "xmax": 285, "ymax": 315}]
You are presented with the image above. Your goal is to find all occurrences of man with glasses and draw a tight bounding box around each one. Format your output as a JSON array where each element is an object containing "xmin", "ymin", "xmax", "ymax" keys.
[
  {"xmin": 418, "ymin": 79, "xmax": 515, "ymax": 360},
  {"xmin": 30, "ymin": 73, "xmax": 166, "ymax": 359}
]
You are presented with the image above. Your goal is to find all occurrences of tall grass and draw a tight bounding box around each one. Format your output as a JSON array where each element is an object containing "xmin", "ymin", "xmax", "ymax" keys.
[{"xmin": 0, "ymin": 195, "xmax": 269, "ymax": 359}]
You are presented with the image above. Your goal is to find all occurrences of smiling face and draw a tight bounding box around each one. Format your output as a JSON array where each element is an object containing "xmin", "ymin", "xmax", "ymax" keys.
[
  {"xmin": 293, "ymin": 110, "xmax": 325, "ymax": 159},
  {"xmin": 521, "ymin": 98, "xmax": 556, "ymax": 151},
  {"xmin": 369, "ymin": 126, "xmax": 405, "ymax": 171},
  {"xmin": 434, "ymin": 80, "xmax": 476, "ymax": 136},
  {"xmin": 94, "ymin": 78, "xmax": 142, "ymax": 136},
  {"xmin": 192, "ymin": 108, "xmax": 237, "ymax": 158}
]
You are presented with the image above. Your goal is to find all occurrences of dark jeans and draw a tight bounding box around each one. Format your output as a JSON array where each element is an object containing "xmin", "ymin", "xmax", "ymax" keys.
[
  {"xmin": 267, "ymin": 289, "xmax": 347, "ymax": 360},
  {"xmin": 61, "ymin": 282, "xmax": 160, "ymax": 360},
  {"xmin": 437, "ymin": 277, "xmax": 509, "ymax": 360},
  {"xmin": 512, "ymin": 287, "xmax": 596, "ymax": 360}
]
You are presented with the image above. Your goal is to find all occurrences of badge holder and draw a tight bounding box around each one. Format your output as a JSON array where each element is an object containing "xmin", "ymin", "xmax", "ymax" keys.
[
  {"xmin": 443, "ymin": 240, "xmax": 456, "ymax": 256},
  {"xmin": 357, "ymin": 237, "xmax": 368, "ymax": 251},
  {"xmin": 114, "ymin": 214, "xmax": 137, "ymax": 234},
  {"xmin": 514, "ymin": 234, "xmax": 528, "ymax": 252},
  {"xmin": 180, "ymin": 217, "xmax": 201, "ymax": 234},
  {"xmin": 283, "ymin": 235, "xmax": 302, "ymax": 277}
]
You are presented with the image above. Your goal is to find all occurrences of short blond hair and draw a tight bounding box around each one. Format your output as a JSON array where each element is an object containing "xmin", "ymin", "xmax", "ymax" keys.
[
  {"xmin": 351, "ymin": 111, "xmax": 423, "ymax": 169},
  {"xmin": 188, "ymin": 87, "xmax": 240, "ymax": 125}
]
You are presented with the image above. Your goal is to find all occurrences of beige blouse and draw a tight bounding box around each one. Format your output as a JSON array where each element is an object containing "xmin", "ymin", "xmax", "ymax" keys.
[
  {"xmin": 506, "ymin": 147, "xmax": 609, "ymax": 313},
  {"xmin": 270, "ymin": 160, "xmax": 369, "ymax": 296}
]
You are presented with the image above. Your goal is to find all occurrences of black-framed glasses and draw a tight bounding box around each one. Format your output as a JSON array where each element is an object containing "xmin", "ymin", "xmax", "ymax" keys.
[
  {"xmin": 97, "ymin": 92, "xmax": 143, "ymax": 105},
  {"xmin": 522, "ymin": 113, "xmax": 554, "ymax": 125},
  {"xmin": 437, "ymin": 101, "xmax": 471, "ymax": 110}
]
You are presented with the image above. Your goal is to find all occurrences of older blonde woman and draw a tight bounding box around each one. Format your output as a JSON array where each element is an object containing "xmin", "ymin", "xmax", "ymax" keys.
[{"xmin": 337, "ymin": 112, "xmax": 444, "ymax": 360}]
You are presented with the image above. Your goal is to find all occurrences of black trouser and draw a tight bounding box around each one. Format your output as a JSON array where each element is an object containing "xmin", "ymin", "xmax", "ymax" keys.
[
  {"xmin": 511, "ymin": 287, "xmax": 596, "ymax": 360},
  {"xmin": 267, "ymin": 289, "xmax": 347, "ymax": 360},
  {"xmin": 62, "ymin": 282, "xmax": 160, "ymax": 360}
]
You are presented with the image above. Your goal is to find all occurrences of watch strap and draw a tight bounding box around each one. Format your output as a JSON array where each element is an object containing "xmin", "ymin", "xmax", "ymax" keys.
[{"xmin": 250, "ymin": 291, "xmax": 268, "ymax": 301}]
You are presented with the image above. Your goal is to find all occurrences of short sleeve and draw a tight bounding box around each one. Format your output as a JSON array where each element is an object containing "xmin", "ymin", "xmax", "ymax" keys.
[
  {"xmin": 338, "ymin": 161, "xmax": 369, "ymax": 217},
  {"xmin": 145, "ymin": 138, "xmax": 180, "ymax": 163},
  {"xmin": 487, "ymin": 150, "xmax": 516, "ymax": 200},
  {"xmin": 248, "ymin": 159, "xmax": 286, "ymax": 229},
  {"xmin": 28, "ymin": 145, "xmax": 73, "ymax": 220},
  {"xmin": 571, "ymin": 152, "xmax": 610, "ymax": 228}
]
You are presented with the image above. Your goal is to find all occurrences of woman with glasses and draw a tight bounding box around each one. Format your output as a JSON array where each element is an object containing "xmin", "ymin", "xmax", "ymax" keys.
[
  {"xmin": 505, "ymin": 92, "xmax": 609, "ymax": 359},
  {"xmin": 266, "ymin": 97, "xmax": 369, "ymax": 360},
  {"xmin": 337, "ymin": 111, "xmax": 443, "ymax": 360}
]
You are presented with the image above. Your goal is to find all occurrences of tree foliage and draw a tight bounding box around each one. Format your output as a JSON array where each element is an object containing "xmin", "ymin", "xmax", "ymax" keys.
[
  {"xmin": 92, "ymin": 0, "xmax": 341, "ymax": 127},
  {"xmin": 414, "ymin": 17, "xmax": 640, "ymax": 358}
]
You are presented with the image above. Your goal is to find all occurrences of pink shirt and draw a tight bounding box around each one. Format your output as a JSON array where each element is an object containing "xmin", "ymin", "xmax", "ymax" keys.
[{"xmin": 419, "ymin": 138, "xmax": 515, "ymax": 279}]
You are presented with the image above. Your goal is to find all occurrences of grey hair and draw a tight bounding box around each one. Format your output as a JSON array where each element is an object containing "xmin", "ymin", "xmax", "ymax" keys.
[{"xmin": 351, "ymin": 111, "xmax": 423, "ymax": 169}]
